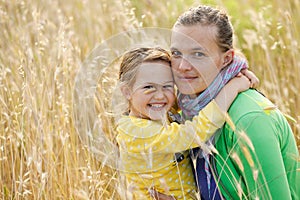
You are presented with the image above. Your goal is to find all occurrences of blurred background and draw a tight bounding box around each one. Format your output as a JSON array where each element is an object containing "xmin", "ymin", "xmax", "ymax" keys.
[{"xmin": 0, "ymin": 0, "xmax": 299, "ymax": 199}]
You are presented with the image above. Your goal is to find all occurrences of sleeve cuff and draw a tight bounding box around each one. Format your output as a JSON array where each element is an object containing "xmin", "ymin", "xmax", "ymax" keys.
[{"xmin": 201, "ymin": 100, "xmax": 226, "ymax": 128}]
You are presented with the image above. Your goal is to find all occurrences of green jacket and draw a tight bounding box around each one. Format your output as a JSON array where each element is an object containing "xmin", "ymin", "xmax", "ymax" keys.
[{"xmin": 213, "ymin": 89, "xmax": 300, "ymax": 199}]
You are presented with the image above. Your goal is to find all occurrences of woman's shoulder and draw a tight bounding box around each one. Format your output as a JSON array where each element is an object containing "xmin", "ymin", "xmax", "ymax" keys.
[
  {"xmin": 228, "ymin": 89, "xmax": 275, "ymax": 120},
  {"xmin": 226, "ymin": 89, "xmax": 292, "ymax": 135}
]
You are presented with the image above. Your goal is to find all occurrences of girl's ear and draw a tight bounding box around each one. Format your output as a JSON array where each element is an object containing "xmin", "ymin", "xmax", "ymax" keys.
[
  {"xmin": 120, "ymin": 85, "xmax": 132, "ymax": 100},
  {"xmin": 222, "ymin": 49, "xmax": 234, "ymax": 67}
]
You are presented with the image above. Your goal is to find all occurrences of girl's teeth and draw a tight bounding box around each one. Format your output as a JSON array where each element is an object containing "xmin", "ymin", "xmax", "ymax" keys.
[{"xmin": 151, "ymin": 104, "xmax": 163, "ymax": 108}]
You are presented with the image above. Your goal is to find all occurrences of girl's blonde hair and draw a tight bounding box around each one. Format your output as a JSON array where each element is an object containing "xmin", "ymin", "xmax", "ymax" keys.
[{"xmin": 118, "ymin": 47, "xmax": 171, "ymax": 87}]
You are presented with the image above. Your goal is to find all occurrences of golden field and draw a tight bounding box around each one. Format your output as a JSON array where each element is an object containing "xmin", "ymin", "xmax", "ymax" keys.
[{"xmin": 0, "ymin": 0, "xmax": 299, "ymax": 199}]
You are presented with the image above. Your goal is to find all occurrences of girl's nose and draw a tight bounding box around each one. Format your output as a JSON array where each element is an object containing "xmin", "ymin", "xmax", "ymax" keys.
[{"xmin": 153, "ymin": 88, "xmax": 165, "ymax": 99}]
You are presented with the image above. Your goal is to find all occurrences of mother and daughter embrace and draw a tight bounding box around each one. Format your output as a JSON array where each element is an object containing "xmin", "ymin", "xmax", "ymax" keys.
[{"xmin": 110, "ymin": 5, "xmax": 299, "ymax": 200}]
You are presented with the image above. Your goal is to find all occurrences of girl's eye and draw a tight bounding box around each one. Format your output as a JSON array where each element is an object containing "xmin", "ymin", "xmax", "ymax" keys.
[
  {"xmin": 143, "ymin": 85, "xmax": 154, "ymax": 89},
  {"xmin": 143, "ymin": 86, "xmax": 156, "ymax": 94},
  {"xmin": 163, "ymin": 85, "xmax": 174, "ymax": 89}
]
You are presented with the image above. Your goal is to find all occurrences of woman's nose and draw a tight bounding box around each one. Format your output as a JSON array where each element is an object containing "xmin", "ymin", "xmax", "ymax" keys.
[{"xmin": 177, "ymin": 57, "xmax": 193, "ymax": 71}]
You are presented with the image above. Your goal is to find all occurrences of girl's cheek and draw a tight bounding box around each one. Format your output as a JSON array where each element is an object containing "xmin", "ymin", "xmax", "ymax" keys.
[{"xmin": 143, "ymin": 88, "xmax": 156, "ymax": 94}]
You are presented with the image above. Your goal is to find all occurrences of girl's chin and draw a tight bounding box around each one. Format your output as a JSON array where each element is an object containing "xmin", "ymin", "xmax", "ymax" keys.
[{"xmin": 149, "ymin": 113, "xmax": 167, "ymax": 121}]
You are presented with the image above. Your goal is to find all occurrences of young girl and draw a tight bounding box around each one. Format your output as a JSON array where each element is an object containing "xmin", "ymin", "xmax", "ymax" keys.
[{"xmin": 116, "ymin": 47, "xmax": 253, "ymax": 199}]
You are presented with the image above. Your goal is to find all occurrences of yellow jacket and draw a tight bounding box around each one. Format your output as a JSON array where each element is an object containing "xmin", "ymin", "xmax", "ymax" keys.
[{"xmin": 116, "ymin": 100, "xmax": 224, "ymax": 199}]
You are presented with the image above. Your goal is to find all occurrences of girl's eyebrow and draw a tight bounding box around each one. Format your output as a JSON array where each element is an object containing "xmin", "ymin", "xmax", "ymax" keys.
[{"xmin": 143, "ymin": 80, "xmax": 174, "ymax": 85}]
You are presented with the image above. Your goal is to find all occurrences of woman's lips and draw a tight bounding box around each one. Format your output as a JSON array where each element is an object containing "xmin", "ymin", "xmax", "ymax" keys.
[{"xmin": 176, "ymin": 75, "xmax": 198, "ymax": 81}]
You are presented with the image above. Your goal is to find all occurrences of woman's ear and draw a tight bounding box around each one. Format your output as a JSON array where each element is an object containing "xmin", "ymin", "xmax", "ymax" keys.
[
  {"xmin": 120, "ymin": 85, "xmax": 132, "ymax": 100},
  {"xmin": 222, "ymin": 49, "xmax": 234, "ymax": 67}
]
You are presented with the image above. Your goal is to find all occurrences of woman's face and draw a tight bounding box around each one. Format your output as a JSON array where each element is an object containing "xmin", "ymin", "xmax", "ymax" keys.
[{"xmin": 170, "ymin": 24, "xmax": 231, "ymax": 97}]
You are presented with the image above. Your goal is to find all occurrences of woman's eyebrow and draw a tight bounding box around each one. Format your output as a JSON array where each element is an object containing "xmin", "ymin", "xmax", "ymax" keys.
[
  {"xmin": 170, "ymin": 47, "xmax": 205, "ymax": 51},
  {"xmin": 191, "ymin": 47, "xmax": 205, "ymax": 51},
  {"xmin": 170, "ymin": 47, "xmax": 178, "ymax": 51}
]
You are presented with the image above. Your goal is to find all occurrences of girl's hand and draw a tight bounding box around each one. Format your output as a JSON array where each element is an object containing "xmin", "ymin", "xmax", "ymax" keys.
[
  {"xmin": 240, "ymin": 69, "xmax": 259, "ymax": 88},
  {"xmin": 227, "ymin": 74, "xmax": 251, "ymax": 94},
  {"xmin": 149, "ymin": 189, "xmax": 175, "ymax": 200}
]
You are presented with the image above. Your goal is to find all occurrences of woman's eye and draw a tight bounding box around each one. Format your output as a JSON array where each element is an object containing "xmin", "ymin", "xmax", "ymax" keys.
[
  {"xmin": 194, "ymin": 52, "xmax": 205, "ymax": 57},
  {"xmin": 171, "ymin": 51, "xmax": 182, "ymax": 57}
]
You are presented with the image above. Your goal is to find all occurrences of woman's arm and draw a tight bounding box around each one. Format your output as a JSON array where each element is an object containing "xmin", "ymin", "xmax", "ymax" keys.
[{"xmin": 236, "ymin": 113, "xmax": 298, "ymax": 199}]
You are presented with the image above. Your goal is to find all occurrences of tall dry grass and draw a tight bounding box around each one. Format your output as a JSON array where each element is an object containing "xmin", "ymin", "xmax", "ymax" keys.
[{"xmin": 0, "ymin": 0, "xmax": 299, "ymax": 199}]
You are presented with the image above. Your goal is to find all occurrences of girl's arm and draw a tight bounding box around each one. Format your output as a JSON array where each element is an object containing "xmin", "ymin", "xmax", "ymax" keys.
[
  {"xmin": 214, "ymin": 74, "xmax": 250, "ymax": 112},
  {"xmin": 158, "ymin": 75, "xmax": 251, "ymax": 151},
  {"xmin": 148, "ymin": 75, "xmax": 252, "ymax": 200},
  {"xmin": 117, "ymin": 76, "xmax": 251, "ymax": 154}
]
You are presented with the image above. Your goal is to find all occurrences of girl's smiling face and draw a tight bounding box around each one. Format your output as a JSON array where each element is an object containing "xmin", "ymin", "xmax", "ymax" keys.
[{"xmin": 126, "ymin": 61, "xmax": 175, "ymax": 121}]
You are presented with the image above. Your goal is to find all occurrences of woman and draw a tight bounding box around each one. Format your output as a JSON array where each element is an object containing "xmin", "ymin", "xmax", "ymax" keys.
[{"xmin": 154, "ymin": 5, "xmax": 299, "ymax": 200}]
